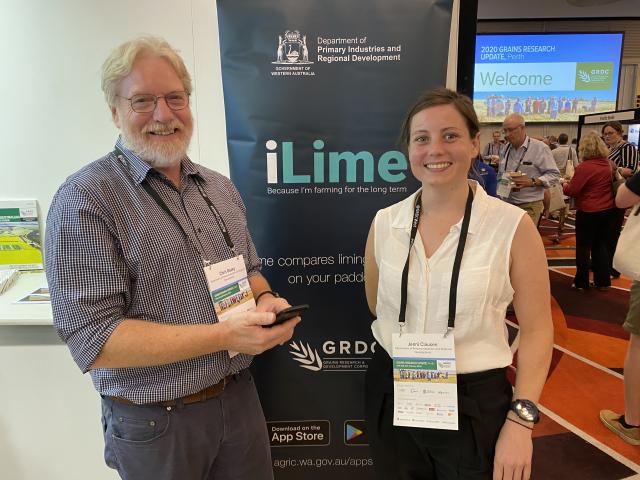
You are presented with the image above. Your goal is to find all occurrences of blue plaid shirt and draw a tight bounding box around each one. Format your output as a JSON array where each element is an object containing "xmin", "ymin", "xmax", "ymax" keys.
[{"xmin": 45, "ymin": 137, "xmax": 260, "ymax": 403}]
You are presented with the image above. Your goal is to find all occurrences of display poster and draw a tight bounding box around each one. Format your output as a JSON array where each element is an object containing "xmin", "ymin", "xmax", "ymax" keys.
[
  {"xmin": 217, "ymin": 1, "xmax": 457, "ymax": 477},
  {"xmin": 0, "ymin": 200, "xmax": 43, "ymax": 271}
]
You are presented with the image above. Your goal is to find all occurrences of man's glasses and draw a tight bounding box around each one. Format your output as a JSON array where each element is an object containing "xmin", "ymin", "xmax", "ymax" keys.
[
  {"xmin": 602, "ymin": 131, "xmax": 618, "ymax": 137},
  {"xmin": 502, "ymin": 125, "xmax": 523, "ymax": 134},
  {"xmin": 118, "ymin": 91, "xmax": 190, "ymax": 113}
]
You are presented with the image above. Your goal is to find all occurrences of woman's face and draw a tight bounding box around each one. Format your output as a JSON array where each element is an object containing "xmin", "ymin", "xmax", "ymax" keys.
[
  {"xmin": 408, "ymin": 104, "xmax": 479, "ymax": 188},
  {"xmin": 602, "ymin": 126, "xmax": 622, "ymax": 147}
]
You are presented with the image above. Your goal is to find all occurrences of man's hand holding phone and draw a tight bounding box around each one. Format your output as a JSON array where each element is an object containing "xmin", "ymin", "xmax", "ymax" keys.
[{"xmin": 265, "ymin": 304, "xmax": 309, "ymax": 328}]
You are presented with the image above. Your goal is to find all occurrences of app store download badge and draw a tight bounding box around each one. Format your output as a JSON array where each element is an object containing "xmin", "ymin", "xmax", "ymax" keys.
[
  {"xmin": 268, "ymin": 420, "xmax": 330, "ymax": 447},
  {"xmin": 344, "ymin": 420, "xmax": 368, "ymax": 446},
  {"xmin": 575, "ymin": 62, "xmax": 613, "ymax": 90}
]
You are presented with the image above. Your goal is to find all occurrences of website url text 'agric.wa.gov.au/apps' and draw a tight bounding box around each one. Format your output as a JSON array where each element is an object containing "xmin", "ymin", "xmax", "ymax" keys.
[{"xmin": 273, "ymin": 457, "xmax": 373, "ymax": 469}]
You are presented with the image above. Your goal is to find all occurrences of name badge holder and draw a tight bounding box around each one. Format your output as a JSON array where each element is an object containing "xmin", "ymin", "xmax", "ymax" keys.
[
  {"xmin": 392, "ymin": 186, "xmax": 473, "ymax": 430},
  {"xmin": 497, "ymin": 173, "xmax": 513, "ymax": 199},
  {"xmin": 497, "ymin": 138, "xmax": 530, "ymax": 199}
]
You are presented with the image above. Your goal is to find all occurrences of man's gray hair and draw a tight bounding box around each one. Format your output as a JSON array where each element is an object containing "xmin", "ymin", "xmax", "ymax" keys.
[{"xmin": 101, "ymin": 36, "xmax": 192, "ymax": 108}]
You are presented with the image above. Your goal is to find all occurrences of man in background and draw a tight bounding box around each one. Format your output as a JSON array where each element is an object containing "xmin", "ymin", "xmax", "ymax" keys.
[
  {"xmin": 498, "ymin": 113, "xmax": 560, "ymax": 225},
  {"xmin": 552, "ymin": 133, "xmax": 577, "ymax": 178},
  {"xmin": 45, "ymin": 36, "xmax": 300, "ymax": 479}
]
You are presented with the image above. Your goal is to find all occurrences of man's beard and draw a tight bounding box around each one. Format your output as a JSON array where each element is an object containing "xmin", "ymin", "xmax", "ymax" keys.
[{"xmin": 121, "ymin": 118, "xmax": 193, "ymax": 169}]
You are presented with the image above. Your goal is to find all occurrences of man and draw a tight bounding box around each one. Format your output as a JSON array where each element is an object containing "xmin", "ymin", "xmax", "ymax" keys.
[
  {"xmin": 551, "ymin": 133, "xmax": 577, "ymax": 178},
  {"xmin": 600, "ymin": 176, "xmax": 640, "ymax": 446},
  {"xmin": 45, "ymin": 36, "xmax": 300, "ymax": 480},
  {"xmin": 498, "ymin": 113, "xmax": 560, "ymax": 225},
  {"xmin": 483, "ymin": 130, "xmax": 503, "ymax": 158}
]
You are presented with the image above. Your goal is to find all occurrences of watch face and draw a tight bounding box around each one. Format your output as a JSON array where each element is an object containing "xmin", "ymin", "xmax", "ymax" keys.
[{"xmin": 512, "ymin": 400, "xmax": 539, "ymax": 423}]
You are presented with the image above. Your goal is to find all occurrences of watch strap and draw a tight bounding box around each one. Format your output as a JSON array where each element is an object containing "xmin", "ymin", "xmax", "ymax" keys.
[{"xmin": 255, "ymin": 290, "xmax": 280, "ymax": 304}]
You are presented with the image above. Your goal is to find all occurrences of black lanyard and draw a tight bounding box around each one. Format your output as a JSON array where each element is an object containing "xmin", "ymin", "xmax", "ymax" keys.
[
  {"xmin": 503, "ymin": 138, "xmax": 530, "ymax": 173},
  {"xmin": 398, "ymin": 185, "xmax": 474, "ymax": 333},
  {"xmin": 114, "ymin": 148, "xmax": 238, "ymax": 261}
]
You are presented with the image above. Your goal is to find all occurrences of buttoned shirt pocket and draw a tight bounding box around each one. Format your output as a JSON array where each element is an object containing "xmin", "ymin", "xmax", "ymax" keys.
[{"xmin": 376, "ymin": 258, "xmax": 404, "ymax": 323}]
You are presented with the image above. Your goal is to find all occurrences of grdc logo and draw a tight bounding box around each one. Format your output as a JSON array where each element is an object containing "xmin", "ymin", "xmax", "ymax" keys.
[
  {"xmin": 289, "ymin": 339, "xmax": 376, "ymax": 372},
  {"xmin": 265, "ymin": 139, "xmax": 407, "ymax": 184}
]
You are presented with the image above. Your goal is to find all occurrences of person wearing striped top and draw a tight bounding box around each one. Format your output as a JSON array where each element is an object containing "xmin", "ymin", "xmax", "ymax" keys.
[
  {"xmin": 603, "ymin": 121, "xmax": 638, "ymax": 178},
  {"xmin": 602, "ymin": 121, "xmax": 639, "ymax": 278},
  {"xmin": 45, "ymin": 36, "xmax": 300, "ymax": 480}
]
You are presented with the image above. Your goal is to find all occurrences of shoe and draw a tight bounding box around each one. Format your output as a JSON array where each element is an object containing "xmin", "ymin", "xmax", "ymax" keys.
[
  {"xmin": 590, "ymin": 282, "xmax": 610, "ymax": 291},
  {"xmin": 571, "ymin": 284, "xmax": 586, "ymax": 291},
  {"xmin": 599, "ymin": 410, "xmax": 640, "ymax": 446},
  {"xmin": 611, "ymin": 269, "xmax": 621, "ymax": 279}
]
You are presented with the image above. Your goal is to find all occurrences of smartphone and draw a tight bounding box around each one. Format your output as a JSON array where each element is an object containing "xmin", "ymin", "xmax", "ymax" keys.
[{"xmin": 267, "ymin": 304, "xmax": 309, "ymax": 327}]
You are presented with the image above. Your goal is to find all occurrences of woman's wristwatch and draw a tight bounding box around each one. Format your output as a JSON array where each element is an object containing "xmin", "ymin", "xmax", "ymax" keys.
[{"xmin": 510, "ymin": 399, "xmax": 540, "ymax": 423}]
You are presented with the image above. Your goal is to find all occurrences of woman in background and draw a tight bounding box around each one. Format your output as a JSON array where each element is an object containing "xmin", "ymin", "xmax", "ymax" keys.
[
  {"xmin": 602, "ymin": 121, "xmax": 638, "ymax": 278},
  {"xmin": 563, "ymin": 131, "xmax": 617, "ymax": 290}
]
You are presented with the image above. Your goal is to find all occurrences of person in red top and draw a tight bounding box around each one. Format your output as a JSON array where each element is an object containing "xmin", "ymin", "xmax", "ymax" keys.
[{"xmin": 563, "ymin": 131, "xmax": 617, "ymax": 290}]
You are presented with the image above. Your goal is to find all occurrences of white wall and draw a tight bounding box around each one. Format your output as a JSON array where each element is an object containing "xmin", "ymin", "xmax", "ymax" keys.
[
  {"xmin": 0, "ymin": 1, "xmax": 227, "ymax": 479},
  {"xmin": 0, "ymin": 0, "xmax": 229, "ymax": 221}
]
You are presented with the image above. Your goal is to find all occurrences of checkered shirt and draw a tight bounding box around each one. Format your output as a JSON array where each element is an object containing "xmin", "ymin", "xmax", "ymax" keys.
[{"xmin": 45, "ymin": 137, "xmax": 260, "ymax": 403}]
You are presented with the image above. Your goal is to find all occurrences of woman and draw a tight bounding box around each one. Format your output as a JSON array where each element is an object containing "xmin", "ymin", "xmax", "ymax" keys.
[
  {"xmin": 602, "ymin": 121, "xmax": 638, "ymax": 178},
  {"xmin": 602, "ymin": 121, "xmax": 639, "ymax": 278},
  {"xmin": 563, "ymin": 131, "xmax": 617, "ymax": 290},
  {"xmin": 364, "ymin": 88, "xmax": 553, "ymax": 480}
]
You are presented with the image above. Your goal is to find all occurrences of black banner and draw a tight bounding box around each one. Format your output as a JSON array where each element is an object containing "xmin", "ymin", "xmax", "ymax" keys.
[{"xmin": 217, "ymin": 1, "xmax": 458, "ymax": 477}]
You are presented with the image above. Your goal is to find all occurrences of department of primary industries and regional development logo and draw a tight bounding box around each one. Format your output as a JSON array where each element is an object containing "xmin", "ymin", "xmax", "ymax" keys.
[
  {"xmin": 273, "ymin": 30, "xmax": 313, "ymax": 64},
  {"xmin": 289, "ymin": 339, "xmax": 376, "ymax": 372},
  {"xmin": 575, "ymin": 62, "xmax": 614, "ymax": 90}
]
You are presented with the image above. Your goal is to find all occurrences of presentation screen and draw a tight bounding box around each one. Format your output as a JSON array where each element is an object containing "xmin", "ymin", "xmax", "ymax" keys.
[{"xmin": 473, "ymin": 32, "xmax": 624, "ymax": 123}]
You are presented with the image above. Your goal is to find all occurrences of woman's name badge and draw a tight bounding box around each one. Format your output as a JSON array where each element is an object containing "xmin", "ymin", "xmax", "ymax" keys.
[
  {"xmin": 391, "ymin": 333, "xmax": 458, "ymax": 430},
  {"xmin": 204, "ymin": 255, "xmax": 255, "ymax": 358},
  {"xmin": 497, "ymin": 173, "xmax": 513, "ymax": 199}
]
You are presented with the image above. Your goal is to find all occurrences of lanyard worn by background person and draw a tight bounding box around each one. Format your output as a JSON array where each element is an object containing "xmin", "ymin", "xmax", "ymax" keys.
[
  {"xmin": 392, "ymin": 185, "xmax": 473, "ymax": 430},
  {"xmin": 501, "ymin": 137, "xmax": 531, "ymax": 174},
  {"xmin": 114, "ymin": 147, "xmax": 251, "ymax": 355}
]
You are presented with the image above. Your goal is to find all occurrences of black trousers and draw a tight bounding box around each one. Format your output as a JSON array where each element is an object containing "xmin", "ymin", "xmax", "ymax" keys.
[
  {"xmin": 365, "ymin": 347, "xmax": 512, "ymax": 480},
  {"xmin": 574, "ymin": 208, "xmax": 618, "ymax": 288}
]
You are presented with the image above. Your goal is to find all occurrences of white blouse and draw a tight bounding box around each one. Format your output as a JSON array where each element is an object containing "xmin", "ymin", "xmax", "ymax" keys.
[{"xmin": 371, "ymin": 182, "xmax": 525, "ymax": 374}]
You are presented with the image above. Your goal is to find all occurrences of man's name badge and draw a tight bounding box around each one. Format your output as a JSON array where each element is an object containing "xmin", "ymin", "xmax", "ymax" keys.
[
  {"xmin": 204, "ymin": 255, "xmax": 255, "ymax": 358},
  {"xmin": 497, "ymin": 173, "xmax": 513, "ymax": 199},
  {"xmin": 392, "ymin": 333, "xmax": 458, "ymax": 430}
]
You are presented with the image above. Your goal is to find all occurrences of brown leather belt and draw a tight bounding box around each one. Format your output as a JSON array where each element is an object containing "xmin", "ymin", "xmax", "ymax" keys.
[{"xmin": 110, "ymin": 373, "xmax": 237, "ymax": 407}]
